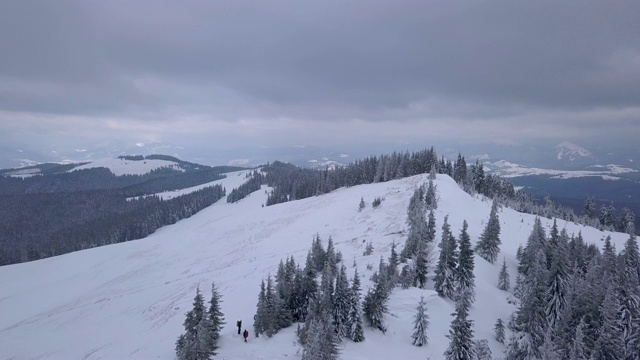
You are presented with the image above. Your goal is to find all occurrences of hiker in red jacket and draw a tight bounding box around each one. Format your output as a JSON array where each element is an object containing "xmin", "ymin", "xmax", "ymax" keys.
[{"xmin": 243, "ymin": 329, "xmax": 249, "ymax": 342}]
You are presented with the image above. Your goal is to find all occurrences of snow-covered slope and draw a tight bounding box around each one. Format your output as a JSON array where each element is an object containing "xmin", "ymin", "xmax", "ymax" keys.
[
  {"xmin": 69, "ymin": 158, "xmax": 184, "ymax": 176},
  {"xmin": 0, "ymin": 171, "xmax": 629, "ymax": 360},
  {"xmin": 556, "ymin": 141, "xmax": 592, "ymax": 161}
]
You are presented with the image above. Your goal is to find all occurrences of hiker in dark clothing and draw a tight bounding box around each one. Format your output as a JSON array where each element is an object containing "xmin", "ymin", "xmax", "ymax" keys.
[
  {"xmin": 237, "ymin": 320, "xmax": 242, "ymax": 334},
  {"xmin": 243, "ymin": 329, "xmax": 249, "ymax": 342}
]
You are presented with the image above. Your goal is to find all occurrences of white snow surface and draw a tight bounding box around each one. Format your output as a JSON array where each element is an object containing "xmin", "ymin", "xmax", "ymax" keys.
[
  {"xmin": 556, "ymin": 141, "xmax": 592, "ymax": 160},
  {"xmin": 0, "ymin": 171, "xmax": 631, "ymax": 360},
  {"xmin": 69, "ymin": 158, "xmax": 184, "ymax": 176},
  {"xmin": 487, "ymin": 160, "xmax": 638, "ymax": 180}
]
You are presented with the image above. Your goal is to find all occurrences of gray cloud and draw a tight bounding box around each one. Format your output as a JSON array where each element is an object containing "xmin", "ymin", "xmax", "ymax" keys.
[{"xmin": 1, "ymin": 0, "xmax": 639, "ymax": 155}]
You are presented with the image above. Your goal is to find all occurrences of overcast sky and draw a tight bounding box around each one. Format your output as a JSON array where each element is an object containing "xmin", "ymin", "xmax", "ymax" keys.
[{"xmin": 1, "ymin": 0, "xmax": 639, "ymax": 158}]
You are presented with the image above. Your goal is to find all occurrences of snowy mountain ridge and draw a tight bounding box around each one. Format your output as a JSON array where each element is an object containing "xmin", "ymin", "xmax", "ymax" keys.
[
  {"xmin": 556, "ymin": 141, "xmax": 593, "ymax": 161},
  {"xmin": 0, "ymin": 170, "xmax": 631, "ymax": 359}
]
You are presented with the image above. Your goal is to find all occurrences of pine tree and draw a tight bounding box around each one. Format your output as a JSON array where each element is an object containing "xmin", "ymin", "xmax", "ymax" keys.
[
  {"xmin": 399, "ymin": 264, "xmax": 413, "ymax": 289},
  {"xmin": 456, "ymin": 220, "xmax": 475, "ymax": 306},
  {"xmin": 176, "ymin": 286, "xmax": 215, "ymax": 360},
  {"xmin": 545, "ymin": 228, "xmax": 570, "ymax": 330},
  {"xmin": 363, "ymin": 274, "xmax": 389, "ymax": 333},
  {"xmin": 207, "ymin": 282, "xmax": 225, "ymax": 352},
  {"xmin": 333, "ymin": 265, "xmax": 350, "ymax": 339},
  {"xmin": 411, "ymin": 296, "xmax": 430, "ymax": 347},
  {"xmin": 402, "ymin": 186, "xmax": 426, "ymax": 259},
  {"xmin": 359, "ymin": 197, "xmax": 365, "ymax": 211},
  {"xmin": 494, "ymin": 318, "xmax": 505, "ymax": 344},
  {"xmin": 498, "ymin": 258, "xmax": 510, "ymax": 291},
  {"xmin": 507, "ymin": 247, "xmax": 548, "ymax": 360},
  {"xmin": 591, "ymin": 284, "xmax": 624, "ymax": 360},
  {"xmin": 444, "ymin": 295, "xmax": 475, "ymax": 360},
  {"xmin": 311, "ymin": 234, "xmax": 326, "ymax": 272},
  {"xmin": 347, "ymin": 269, "xmax": 365, "ymax": 342},
  {"xmin": 254, "ymin": 279, "xmax": 267, "ymax": 338},
  {"xmin": 425, "ymin": 179, "xmax": 438, "ymax": 210},
  {"xmin": 434, "ymin": 215, "xmax": 458, "ymax": 299},
  {"xmin": 568, "ymin": 318, "xmax": 587, "ymax": 360},
  {"xmin": 414, "ymin": 211, "xmax": 435, "ymax": 289},
  {"xmin": 301, "ymin": 313, "xmax": 340, "ymax": 360},
  {"xmin": 264, "ymin": 275, "xmax": 278, "ymax": 337},
  {"xmin": 387, "ymin": 241, "xmax": 399, "ymax": 287},
  {"xmin": 475, "ymin": 200, "xmax": 501, "ymax": 264},
  {"xmin": 474, "ymin": 339, "xmax": 492, "ymax": 360},
  {"xmin": 539, "ymin": 327, "xmax": 561, "ymax": 360}
]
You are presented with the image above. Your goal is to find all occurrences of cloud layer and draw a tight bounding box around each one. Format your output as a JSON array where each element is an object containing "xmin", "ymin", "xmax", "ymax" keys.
[{"xmin": 1, "ymin": 0, "xmax": 639, "ymax": 154}]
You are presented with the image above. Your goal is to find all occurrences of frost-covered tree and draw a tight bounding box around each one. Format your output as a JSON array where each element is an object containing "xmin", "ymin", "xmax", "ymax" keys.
[
  {"xmin": 399, "ymin": 264, "xmax": 413, "ymax": 289},
  {"xmin": 363, "ymin": 272, "xmax": 389, "ymax": 333},
  {"xmin": 474, "ymin": 339, "xmax": 492, "ymax": 360},
  {"xmin": 176, "ymin": 286, "xmax": 215, "ymax": 360},
  {"xmin": 347, "ymin": 269, "xmax": 365, "ymax": 342},
  {"xmin": 435, "ymin": 215, "xmax": 458, "ymax": 299},
  {"xmin": 475, "ymin": 200, "xmax": 501, "ymax": 264},
  {"xmin": 387, "ymin": 241, "xmax": 399, "ymax": 287},
  {"xmin": 414, "ymin": 210, "xmax": 436, "ymax": 289},
  {"xmin": 507, "ymin": 247, "xmax": 548, "ymax": 360},
  {"xmin": 425, "ymin": 179, "xmax": 438, "ymax": 210},
  {"xmin": 207, "ymin": 282, "xmax": 225, "ymax": 350},
  {"xmin": 455, "ymin": 220, "xmax": 475, "ymax": 305},
  {"xmin": 254, "ymin": 279, "xmax": 267, "ymax": 338},
  {"xmin": 568, "ymin": 318, "xmax": 587, "ymax": 360},
  {"xmin": 301, "ymin": 313, "xmax": 340, "ymax": 360},
  {"xmin": 591, "ymin": 284, "xmax": 624, "ymax": 360},
  {"xmin": 333, "ymin": 265, "xmax": 350, "ymax": 339},
  {"xmin": 545, "ymin": 228, "xmax": 570, "ymax": 330},
  {"xmin": 498, "ymin": 258, "xmax": 510, "ymax": 291},
  {"xmin": 411, "ymin": 296, "xmax": 430, "ymax": 347},
  {"xmin": 494, "ymin": 318, "xmax": 505, "ymax": 344},
  {"xmin": 444, "ymin": 295, "xmax": 475, "ymax": 360},
  {"xmin": 402, "ymin": 186, "xmax": 426, "ymax": 259},
  {"xmin": 359, "ymin": 197, "xmax": 365, "ymax": 211}
]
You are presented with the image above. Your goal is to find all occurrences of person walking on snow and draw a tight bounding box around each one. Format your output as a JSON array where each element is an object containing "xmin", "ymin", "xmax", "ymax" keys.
[
  {"xmin": 236, "ymin": 320, "xmax": 242, "ymax": 334},
  {"xmin": 243, "ymin": 329, "xmax": 249, "ymax": 342}
]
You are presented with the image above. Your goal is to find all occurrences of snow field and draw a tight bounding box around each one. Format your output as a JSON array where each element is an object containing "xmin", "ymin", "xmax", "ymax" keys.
[{"xmin": 0, "ymin": 170, "xmax": 630, "ymax": 359}]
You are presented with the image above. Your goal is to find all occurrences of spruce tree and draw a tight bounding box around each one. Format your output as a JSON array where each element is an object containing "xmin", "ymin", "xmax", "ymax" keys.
[
  {"xmin": 434, "ymin": 215, "xmax": 458, "ymax": 299},
  {"xmin": 498, "ymin": 258, "xmax": 510, "ymax": 291},
  {"xmin": 474, "ymin": 339, "xmax": 492, "ymax": 360},
  {"xmin": 475, "ymin": 200, "xmax": 501, "ymax": 264},
  {"xmin": 444, "ymin": 295, "xmax": 475, "ymax": 360},
  {"xmin": 347, "ymin": 269, "xmax": 365, "ymax": 342},
  {"xmin": 176, "ymin": 286, "xmax": 215, "ymax": 360},
  {"xmin": 568, "ymin": 318, "xmax": 587, "ymax": 360},
  {"xmin": 333, "ymin": 265, "xmax": 350, "ymax": 339},
  {"xmin": 399, "ymin": 264, "xmax": 413, "ymax": 290},
  {"xmin": 207, "ymin": 282, "xmax": 225, "ymax": 351},
  {"xmin": 359, "ymin": 197, "xmax": 365, "ymax": 211},
  {"xmin": 387, "ymin": 241, "xmax": 399, "ymax": 287},
  {"xmin": 494, "ymin": 318, "xmax": 505, "ymax": 344},
  {"xmin": 591, "ymin": 284, "xmax": 624, "ymax": 360},
  {"xmin": 413, "ymin": 211, "xmax": 435, "ymax": 289},
  {"xmin": 425, "ymin": 179, "xmax": 438, "ymax": 210},
  {"xmin": 402, "ymin": 185, "xmax": 426, "ymax": 259},
  {"xmin": 411, "ymin": 296, "xmax": 430, "ymax": 347},
  {"xmin": 545, "ymin": 228, "xmax": 570, "ymax": 330},
  {"xmin": 301, "ymin": 313, "xmax": 340, "ymax": 360},
  {"xmin": 456, "ymin": 220, "xmax": 475, "ymax": 305},
  {"xmin": 254, "ymin": 279, "xmax": 267, "ymax": 338},
  {"xmin": 363, "ymin": 273, "xmax": 389, "ymax": 333}
]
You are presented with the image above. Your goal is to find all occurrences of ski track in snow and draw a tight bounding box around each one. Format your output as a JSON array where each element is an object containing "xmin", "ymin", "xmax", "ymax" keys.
[{"xmin": 0, "ymin": 170, "xmax": 631, "ymax": 359}]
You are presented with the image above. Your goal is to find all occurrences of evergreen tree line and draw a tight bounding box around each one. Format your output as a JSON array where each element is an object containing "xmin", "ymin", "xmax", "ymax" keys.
[
  {"xmin": 227, "ymin": 171, "xmax": 264, "ymax": 203},
  {"xmin": 0, "ymin": 185, "xmax": 225, "ymax": 265},
  {"xmin": 504, "ymin": 219, "xmax": 640, "ymax": 360},
  {"xmin": 582, "ymin": 196, "xmax": 637, "ymax": 233},
  {"xmin": 175, "ymin": 282, "xmax": 225, "ymax": 360},
  {"xmin": 259, "ymin": 148, "xmax": 634, "ymax": 238},
  {"xmin": 0, "ymin": 163, "xmax": 236, "ymax": 196}
]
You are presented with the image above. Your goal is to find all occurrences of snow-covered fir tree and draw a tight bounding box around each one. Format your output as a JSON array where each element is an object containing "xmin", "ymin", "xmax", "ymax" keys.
[
  {"xmin": 591, "ymin": 284, "xmax": 624, "ymax": 360},
  {"xmin": 254, "ymin": 279, "xmax": 267, "ymax": 337},
  {"xmin": 444, "ymin": 293, "xmax": 475, "ymax": 360},
  {"xmin": 434, "ymin": 215, "xmax": 458, "ymax": 299},
  {"xmin": 347, "ymin": 268, "xmax": 365, "ymax": 342},
  {"xmin": 359, "ymin": 197, "xmax": 365, "ymax": 211},
  {"xmin": 333, "ymin": 265, "xmax": 351, "ymax": 339},
  {"xmin": 425, "ymin": 179, "xmax": 438, "ymax": 210},
  {"xmin": 568, "ymin": 318, "xmax": 587, "ymax": 360},
  {"xmin": 455, "ymin": 220, "xmax": 475, "ymax": 305},
  {"xmin": 498, "ymin": 258, "xmax": 510, "ymax": 291},
  {"xmin": 474, "ymin": 339, "xmax": 492, "ymax": 360},
  {"xmin": 475, "ymin": 200, "xmax": 501, "ymax": 264},
  {"xmin": 301, "ymin": 312, "xmax": 340, "ymax": 360},
  {"xmin": 545, "ymin": 228, "xmax": 570, "ymax": 330},
  {"xmin": 207, "ymin": 282, "xmax": 225, "ymax": 351},
  {"xmin": 363, "ymin": 271, "xmax": 389, "ymax": 333},
  {"xmin": 411, "ymin": 296, "xmax": 430, "ymax": 347},
  {"xmin": 414, "ymin": 210, "xmax": 436, "ymax": 288},
  {"xmin": 494, "ymin": 318, "xmax": 505, "ymax": 344},
  {"xmin": 402, "ymin": 185, "xmax": 426, "ymax": 259},
  {"xmin": 176, "ymin": 286, "xmax": 216, "ymax": 360}
]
